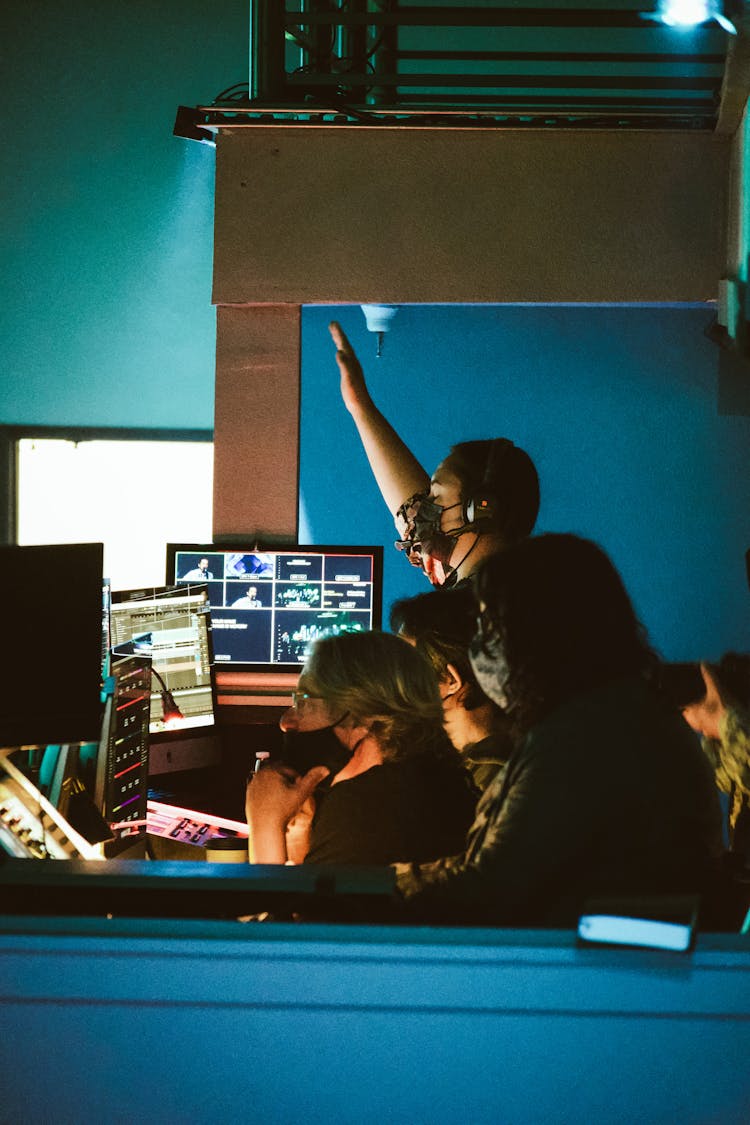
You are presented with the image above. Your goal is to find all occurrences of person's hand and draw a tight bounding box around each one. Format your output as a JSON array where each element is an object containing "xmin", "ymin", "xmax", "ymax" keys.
[
  {"xmin": 285, "ymin": 795, "xmax": 316, "ymax": 865},
  {"xmin": 246, "ymin": 763, "xmax": 330, "ymax": 864},
  {"xmin": 246, "ymin": 762, "xmax": 330, "ymax": 830},
  {"xmin": 682, "ymin": 663, "xmax": 728, "ymax": 742},
  {"xmin": 697, "ymin": 663, "xmax": 728, "ymax": 741},
  {"xmin": 329, "ymin": 321, "xmax": 371, "ymax": 414}
]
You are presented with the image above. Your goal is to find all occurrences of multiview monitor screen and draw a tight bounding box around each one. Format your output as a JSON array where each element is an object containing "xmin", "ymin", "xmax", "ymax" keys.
[
  {"xmin": 167, "ymin": 544, "xmax": 383, "ymax": 670},
  {"xmin": 110, "ymin": 586, "xmax": 216, "ymax": 737}
]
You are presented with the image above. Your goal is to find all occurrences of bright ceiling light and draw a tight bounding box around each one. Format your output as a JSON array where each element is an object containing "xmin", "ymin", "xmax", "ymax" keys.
[
  {"xmin": 654, "ymin": 0, "xmax": 737, "ymax": 31},
  {"xmin": 660, "ymin": 0, "xmax": 712, "ymax": 25}
]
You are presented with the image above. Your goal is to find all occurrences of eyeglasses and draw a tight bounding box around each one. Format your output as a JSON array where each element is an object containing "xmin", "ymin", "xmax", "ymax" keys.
[{"xmin": 290, "ymin": 690, "xmax": 325, "ymax": 711}]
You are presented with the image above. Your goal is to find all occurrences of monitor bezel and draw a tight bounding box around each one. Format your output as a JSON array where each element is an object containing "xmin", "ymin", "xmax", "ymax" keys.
[
  {"xmin": 109, "ymin": 583, "xmax": 219, "ymax": 744},
  {"xmin": 165, "ymin": 542, "xmax": 384, "ymax": 674}
]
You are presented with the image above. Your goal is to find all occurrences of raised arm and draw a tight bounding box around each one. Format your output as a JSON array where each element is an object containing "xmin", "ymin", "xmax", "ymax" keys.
[{"xmin": 329, "ymin": 321, "xmax": 430, "ymax": 516}]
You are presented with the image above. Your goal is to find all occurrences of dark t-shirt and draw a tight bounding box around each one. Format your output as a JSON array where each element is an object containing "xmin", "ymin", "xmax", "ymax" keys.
[{"xmin": 304, "ymin": 751, "xmax": 477, "ymax": 866}]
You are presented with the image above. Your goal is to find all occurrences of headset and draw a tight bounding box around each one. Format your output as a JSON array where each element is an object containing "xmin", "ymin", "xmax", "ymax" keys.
[{"xmin": 461, "ymin": 438, "xmax": 515, "ymax": 528}]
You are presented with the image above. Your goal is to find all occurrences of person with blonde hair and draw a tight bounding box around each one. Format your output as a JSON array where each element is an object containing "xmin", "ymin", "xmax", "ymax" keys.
[{"xmin": 246, "ymin": 630, "xmax": 477, "ymax": 866}]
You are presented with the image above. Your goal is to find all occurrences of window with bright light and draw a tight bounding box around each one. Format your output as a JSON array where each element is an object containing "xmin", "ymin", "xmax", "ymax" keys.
[{"xmin": 16, "ymin": 437, "xmax": 213, "ymax": 591}]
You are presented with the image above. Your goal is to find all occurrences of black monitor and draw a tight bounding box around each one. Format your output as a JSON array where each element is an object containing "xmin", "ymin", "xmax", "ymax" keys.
[
  {"xmin": 110, "ymin": 585, "xmax": 217, "ymax": 739},
  {"xmin": 166, "ymin": 544, "xmax": 384, "ymax": 673},
  {"xmin": 0, "ymin": 542, "xmax": 104, "ymax": 748},
  {"xmin": 1, "ymin": 650, "xmax": 152, "ymax": 859}
]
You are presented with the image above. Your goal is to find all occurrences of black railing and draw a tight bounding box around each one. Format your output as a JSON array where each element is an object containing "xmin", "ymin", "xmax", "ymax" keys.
[{"xmin": 244, "ymin": 1, "xmax": 728, "ymax": 126}]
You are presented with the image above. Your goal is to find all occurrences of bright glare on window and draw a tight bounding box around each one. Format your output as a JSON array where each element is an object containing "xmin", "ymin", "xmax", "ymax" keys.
[{"xmin": 17, "ymin": 439, "xmax": 213, "ymax": 591}]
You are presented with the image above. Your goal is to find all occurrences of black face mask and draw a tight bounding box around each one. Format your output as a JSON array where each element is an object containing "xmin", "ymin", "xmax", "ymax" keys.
[
  {"xmin": 279, "ymin": 718, "xmax": 353, "ymax": 777},
  {"xmin": 395, "ymin": 492, "xmax": 465, "ymax": 581}
]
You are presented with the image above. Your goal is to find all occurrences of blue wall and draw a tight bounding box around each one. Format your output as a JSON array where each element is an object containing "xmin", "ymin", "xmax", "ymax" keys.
[
  {"xmin": 2, "ymin": 5, "xmax": 748, "ymax": 660},
  {"xmin": 0, "ymin": 0, "xmax": 246, "ymax": 428},
  {"xmin": 301, "ymin": 305, "xmax": 750, "ymax": 661}
]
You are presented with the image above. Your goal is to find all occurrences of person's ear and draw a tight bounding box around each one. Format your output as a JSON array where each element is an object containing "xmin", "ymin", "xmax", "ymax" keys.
[
  {"xmin": 442, "ymin": 663, "xmax": 469, "ymax": 705},
  {"xmin": 339, "ymin": 715, "xmax": 370, "ymax": 748}
]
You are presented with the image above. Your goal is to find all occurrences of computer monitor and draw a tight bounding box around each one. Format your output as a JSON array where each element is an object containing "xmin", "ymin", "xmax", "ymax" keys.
[
  {"xmin": 110, "ymin": 585, "xmax": 217, "ymax": 738},
  {"xmin": 166, "ymin": 543, "xmax": 384, "ymax": 673},
  {"xmin": 0, "ymin": 542, "xmax": 104, "ymax": 748}
]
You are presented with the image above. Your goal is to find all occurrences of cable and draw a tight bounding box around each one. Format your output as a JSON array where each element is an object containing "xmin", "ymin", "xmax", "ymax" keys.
[
  {"xmin": 149, "ymin": 666, "xmax": 184, "ymax": 725},
  {"xmin": 212, "ymin": 82, "xmax": 250, "ymax": 104}
]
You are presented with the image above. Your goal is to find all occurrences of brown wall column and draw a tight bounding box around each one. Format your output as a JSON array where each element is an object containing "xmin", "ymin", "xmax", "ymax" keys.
[{"xmin": 212, "ymin": 304, "xmax": 300, "ymax": 543}]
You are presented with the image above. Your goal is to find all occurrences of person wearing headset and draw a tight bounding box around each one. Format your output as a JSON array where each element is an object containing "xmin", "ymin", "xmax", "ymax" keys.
[{"xmin": 330, "ymin": 322, "xmax": 540, "ymax": 588}]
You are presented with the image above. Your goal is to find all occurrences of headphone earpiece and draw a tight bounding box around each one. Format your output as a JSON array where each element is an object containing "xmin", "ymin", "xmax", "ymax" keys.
[
  {"xmin": 461, "ymin": 439, "xmax": 514, "ymax": 528},
  {"xmin": 463, "ymin": 494, "xmax": 496, "ymax": 525}
]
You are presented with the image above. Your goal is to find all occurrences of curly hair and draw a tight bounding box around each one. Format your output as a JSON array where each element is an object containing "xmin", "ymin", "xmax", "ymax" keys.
[
  {"xmin": 473, "ymin": 533, "xmax": 658, "ymax": 738},
  {"xmin": 302, "ymin": 630, "xmax": 456, "ymax": 762}
]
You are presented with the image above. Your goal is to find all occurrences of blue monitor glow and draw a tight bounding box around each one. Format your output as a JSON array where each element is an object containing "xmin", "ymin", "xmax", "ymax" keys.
[{"xmin": 166, "ymin": 544, "xmax": 384, "ymax": 672}]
